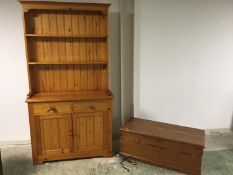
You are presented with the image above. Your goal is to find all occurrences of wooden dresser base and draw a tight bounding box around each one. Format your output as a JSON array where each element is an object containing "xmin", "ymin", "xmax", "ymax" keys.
[
  {"xmin": 28, "ymin": 99, "xmax": 113, "ymax": 164},
  {"xmin": 120, "ymin": 118, "xmax": 205, "ymax": 175}
]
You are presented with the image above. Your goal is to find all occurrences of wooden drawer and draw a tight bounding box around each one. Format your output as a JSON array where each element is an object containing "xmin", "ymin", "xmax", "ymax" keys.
[
  {"xmin": 72, "ymin": 102, "xmax": 109, "ymax": 112},
  {"xmin": 33, "ymin": 102, "xmax": 72, "ymax": 115}
]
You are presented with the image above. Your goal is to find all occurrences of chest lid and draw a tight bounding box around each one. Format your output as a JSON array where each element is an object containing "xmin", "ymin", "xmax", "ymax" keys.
[{"xmin": 121, "ymin": 118, "xmax": 205, "ymax": 148}]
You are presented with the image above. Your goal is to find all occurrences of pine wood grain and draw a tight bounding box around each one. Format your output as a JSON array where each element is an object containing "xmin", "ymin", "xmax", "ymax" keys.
[
  {"xmin": 21, "ymin": 1, "xmax": 112, "ymax": 164},
  {"xmin": 120, "ymin": 118, "xmax": 205, "ymax": 175},
  {"xmin": 35, "ymin": 114, "xmax": 72, "ymax": 155},
  {"xmin": 121, "ymin": 118, "xmax": 205, "ymax": 147},
  {"xmin": 27, "ymin": 9, "xmax": 109, "ymax": 93},
  {"xmin": 26, "ymin": 91, "xmax": 113, "ymax": 103}
]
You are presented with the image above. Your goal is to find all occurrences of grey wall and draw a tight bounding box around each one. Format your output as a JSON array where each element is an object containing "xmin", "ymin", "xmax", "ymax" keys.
[
  {"xmin": 134, "ymin": 0, "xmax": 233, "ymax": 129},
  {"xmin": 120, "ymin": 0, "xmax": 134, "ymax": 125}
]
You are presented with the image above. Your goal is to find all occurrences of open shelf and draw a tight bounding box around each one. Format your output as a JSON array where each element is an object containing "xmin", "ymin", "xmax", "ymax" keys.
[
  {"xmin": 28, "ymin": 61, "xmax": 108, "ymax": 65},
  {"xmin": 26, "ymin": 34, "xmax": 108, "ymax": 38},
  {"xmin": 26, "ymin": 90, "xmax": 113, "ymax": 102}
]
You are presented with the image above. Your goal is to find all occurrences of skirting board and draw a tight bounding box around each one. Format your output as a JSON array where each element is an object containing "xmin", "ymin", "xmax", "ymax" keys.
[
  {"xmin": 205, "ymin": 128, "xmax": 232, "ymax": 135},
  {"xmin": 0, "ymin": 140, "xmax": 30, "ymax": 147}
]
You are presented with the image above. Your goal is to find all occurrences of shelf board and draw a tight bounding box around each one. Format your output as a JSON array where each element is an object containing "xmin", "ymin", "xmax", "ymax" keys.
[
  {"xmin": 28, "ymin": 61, "xmax": 108, "ymax": 65},
  {"xmin": 19, "ymin": 1, "xmax": 110, "ymax": 14},
  {"xmin": 26, "ymin": 90, "xmax": 113, "ymax": 103},
  {"xmin": 26, "ymin": 34, "xmax": 107, "ymax": 38}
]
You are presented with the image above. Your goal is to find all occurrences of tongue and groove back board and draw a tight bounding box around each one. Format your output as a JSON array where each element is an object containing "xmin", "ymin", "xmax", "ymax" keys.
[
  {"xmin": 120, "ymin": 118, "xmax": 205, "ymax": 175},
  {"xmin": 19, "ymin": 1, "xmax": 113, "ymax": 164},
  {"xmin": 24, "ymin": 7, "xmax": 108, "ymax": 93}
]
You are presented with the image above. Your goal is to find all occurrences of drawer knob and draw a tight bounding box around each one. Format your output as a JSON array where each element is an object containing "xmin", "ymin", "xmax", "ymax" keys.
[
  {"xmin": 47, "ymin": 105, "xmax": 57, "ymax": 113},
  {"xmin": 89, "ymin": 105, "xmax": 96, "ymax": 110},
  {"xmin": 69, "ymin": 129, "xmax": 73, "ymax": 136},
  {"xmin": 73, "ymin": 128, "xmax": 79, "ymax": 136}
]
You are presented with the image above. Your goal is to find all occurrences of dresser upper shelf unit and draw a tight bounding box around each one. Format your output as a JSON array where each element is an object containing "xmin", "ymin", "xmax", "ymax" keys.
[
  {"xmin": 26, "ymin": 90, "xmax": 113, "ymax": 103},
  {"xmin": 20, "ymin": 0, "xmax": 112, "ymax": 164}
]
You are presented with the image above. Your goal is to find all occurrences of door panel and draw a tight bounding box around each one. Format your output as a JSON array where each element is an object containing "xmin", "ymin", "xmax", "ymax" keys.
[
  {"xmin": 35, "ymin": 114, "xmax": 72, "ymax": 155},
  {"xmin": 72, "ymin": 112, "xmax": 108, "ymax": 152},
  {"xmin": 94, "ymin": 115, "xmax": 105, "ymax": 146}
]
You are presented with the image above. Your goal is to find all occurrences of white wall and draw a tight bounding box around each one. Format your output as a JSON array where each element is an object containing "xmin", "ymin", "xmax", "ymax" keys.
[
  {"xmin": 0, "ymin": 0, "xmax": 121, "ymax": 142},
  {"xmin": 120, "ymin": 0, "xmax": 134, "ymax": 125},
  {"xmin": 134, "ymin": 0, "xmax": 233, "ymax": 129},
  {"xmin": 0, "ymin": 0, "xmax": 29, "ymax": 142}
]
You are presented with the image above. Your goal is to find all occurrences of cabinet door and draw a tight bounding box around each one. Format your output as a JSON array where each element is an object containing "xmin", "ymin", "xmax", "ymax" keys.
[
  {"xmin": 35, "ymin": 114, "xmax": 72, "ymax": 155},
  {"xmin": 72, "ymin": 112, "xmax": 108, "ymax": 152}
]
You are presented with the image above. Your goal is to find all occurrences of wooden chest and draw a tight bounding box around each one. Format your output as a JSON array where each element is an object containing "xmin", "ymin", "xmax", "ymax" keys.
[{"xmin": 120, "ymin": 118, "xmax": 205, "ymax": 175}]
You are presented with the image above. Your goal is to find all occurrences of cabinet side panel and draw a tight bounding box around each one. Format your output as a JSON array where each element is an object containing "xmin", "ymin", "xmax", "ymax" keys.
[{"xmin": 28, "ymin": 104, "xmax": 38, "ymax": 164}]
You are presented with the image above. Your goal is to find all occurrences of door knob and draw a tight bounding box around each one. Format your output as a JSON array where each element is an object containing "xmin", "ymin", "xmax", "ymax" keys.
[
  {"xmin": 47, "ymin": 105, "xmax": 57, "ymax": 113},
  {"xmin": 89, "ymin": 105, "xmax": 96, "ymax": 110},
  {"xmin": 69, "ymin": 129, "xmax": 73, "ymax": 136},
  {"xmin": 73, "ymin": 128, "xmax": 78, "ymax": 136}
]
